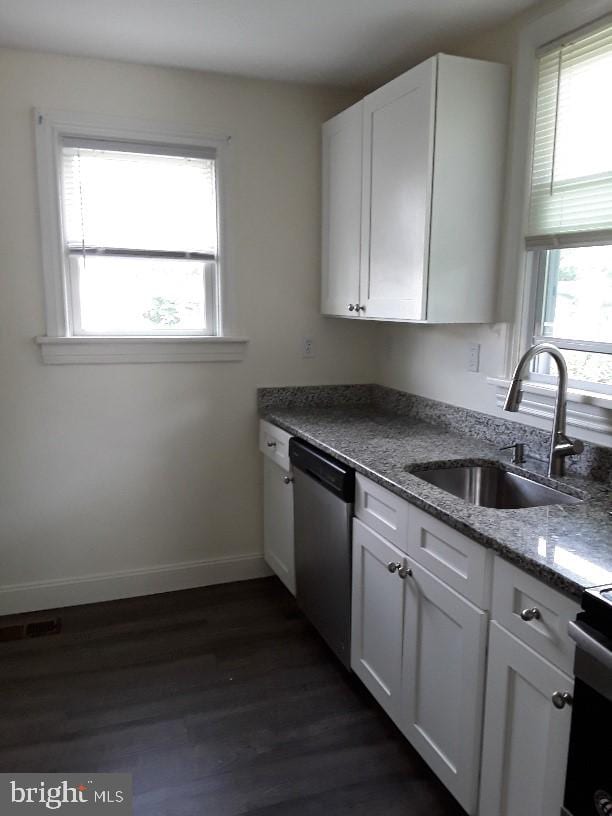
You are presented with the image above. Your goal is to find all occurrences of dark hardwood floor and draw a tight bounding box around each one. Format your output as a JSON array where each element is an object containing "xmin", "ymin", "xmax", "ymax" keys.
[{"xmin": 0, "ymin": 578, "xmax": 465, "ymax": 815}]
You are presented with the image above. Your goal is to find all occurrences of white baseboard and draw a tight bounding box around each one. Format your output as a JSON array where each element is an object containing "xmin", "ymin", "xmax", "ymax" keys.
[{"xmin": 0, "ymin": 553, "xmax": 272, "ymax": 616}]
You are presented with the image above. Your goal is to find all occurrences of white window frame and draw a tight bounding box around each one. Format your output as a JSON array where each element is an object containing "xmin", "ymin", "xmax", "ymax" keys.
[
  {"xmin": 34, "ymin": 109, "xmax": 247, "ymax": 363},
  {"xmin": 487, "ymin": 0, "xmax": 612, "ymax": 444}
]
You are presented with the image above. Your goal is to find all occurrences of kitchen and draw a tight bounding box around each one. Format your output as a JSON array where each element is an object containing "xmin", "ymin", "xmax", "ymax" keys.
[{"xmin": 0, "ymin": 0, "xmax": 611, "ymax": 814}]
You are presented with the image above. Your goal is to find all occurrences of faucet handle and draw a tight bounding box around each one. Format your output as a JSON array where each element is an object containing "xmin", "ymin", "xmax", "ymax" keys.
[
  {"xmin": 555, "ymin": 434, "xmax": 584, "ymax": 456},
  {"xmin": 500, "ymin": 442, "xmax": 526, "ymax": 465}
]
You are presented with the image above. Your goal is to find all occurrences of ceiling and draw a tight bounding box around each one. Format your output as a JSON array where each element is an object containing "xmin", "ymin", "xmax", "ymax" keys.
[{"xmin": 0, "ymin": 0, "xmax": 543, "ymax": 88}]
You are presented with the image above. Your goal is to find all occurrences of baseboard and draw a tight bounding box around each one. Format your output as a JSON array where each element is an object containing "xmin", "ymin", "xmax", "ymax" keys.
[{"xmin": 0, "ymin": 553, "xmax": 272, "ymax": 616}]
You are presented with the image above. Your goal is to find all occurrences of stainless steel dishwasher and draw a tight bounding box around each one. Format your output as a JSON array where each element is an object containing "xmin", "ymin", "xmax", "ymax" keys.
[{"xmin": 289, "ymin": 438, "xmax": 355, "ymax": 669}]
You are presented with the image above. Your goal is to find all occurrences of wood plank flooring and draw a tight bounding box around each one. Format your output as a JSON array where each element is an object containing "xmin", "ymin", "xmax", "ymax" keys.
[{"xmin": 0, "ymin": 578, "xmax": 466, "ymax": 815}]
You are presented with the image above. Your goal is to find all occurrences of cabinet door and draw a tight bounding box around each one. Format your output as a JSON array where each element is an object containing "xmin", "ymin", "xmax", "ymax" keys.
[
  {"xmin": 360, "ymin": 57, "xmax": 436, "ymax": 321},
  {"xmin": 263, "ymin": 458, "xmax": 295, "ymax": 595},
  {"xmin": 351, "ymin": 519, "xmax": 406, "ymax": 722},
  {"xmin": 401, "ymin": 560, "xmax": 488, "ymax": 814},
  {"xmin": 321, "ymin": 102, "xmax": 362, "ymax": 317},
  {"xmin": 479, "ymin": 622, "xmax": 574, "ymax": 816}
]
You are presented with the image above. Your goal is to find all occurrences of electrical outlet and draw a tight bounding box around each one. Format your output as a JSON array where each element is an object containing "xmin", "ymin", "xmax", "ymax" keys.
[
  {"xmin": 302, "ymin": 337, "xmax": 315, "ymax": 358},
  {"xmin": 468, "ymin": 342, "xmax": 480, "ymax": 373}
]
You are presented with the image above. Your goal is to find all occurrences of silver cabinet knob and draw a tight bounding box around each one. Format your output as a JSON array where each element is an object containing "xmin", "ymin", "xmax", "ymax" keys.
[
  {"xmin": 387, "ymin": 562, "xmax": 412, "ymax": 578},
  {"xmin": 266, "ymin": 440, "xmax": 277, "ymax": 448},
  {"xmin": 282, "ymin": 475, "xmax": 294, "ymax": 484},
  {"xmin": 348, "ymin": 304, "xmax": 355, "ymax": 312},
  {"xmin": 357, "ymin": 304, "xmax": 366, "ymax": 311},
  {"xmin": 552, "ymin": 691, "xmax": 573, "ymax": 709},
  {"xmin": 520, "ymin": 607, "xmax": 541, "ymax": 621}
]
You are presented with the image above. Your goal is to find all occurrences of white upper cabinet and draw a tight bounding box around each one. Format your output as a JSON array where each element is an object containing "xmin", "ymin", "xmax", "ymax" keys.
[
  {"xmin": 322, "ymin": 54, "xmax": 509, "ymax": 323},
  {"xmin": 321, "ymin": 102, "xmax": 363, "ymax": 317},
  {"xmin": 361, "ymin": 58, "xmax": 436, "ymax": 320}
]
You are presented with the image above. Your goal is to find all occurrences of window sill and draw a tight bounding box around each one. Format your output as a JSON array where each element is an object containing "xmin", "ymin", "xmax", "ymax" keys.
[
  {"xmin": 487, "ymin": 376, "xmax": 612, "ymax": 437},
  {"xmin": 36, "ymin": 335, "xmax": 249, "ymax": 364}
]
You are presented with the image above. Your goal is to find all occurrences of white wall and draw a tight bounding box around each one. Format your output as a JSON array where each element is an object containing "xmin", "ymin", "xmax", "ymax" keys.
[{"xmin": 0, "ymin": 48, "xmax": 377, "ymax": 612}]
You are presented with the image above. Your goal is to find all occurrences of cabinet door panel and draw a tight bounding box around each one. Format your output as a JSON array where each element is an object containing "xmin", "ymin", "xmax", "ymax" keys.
[
  {"xmin": 479, "ymin": 622, "xmax": 574, "ymax": 816},
  {"xmin": 321, "ymin": 102, "xmax": 362, "ymax": 317},
  {"xmin": 263, "ymin": 458, "xmax": 295, "ymax": 594},
  {"xmin": 402, "ymin": 561, "xmax": 487, "ymax": 814},
  {"xmin": 361, "ymin": 58, "xmax": 436, "ymax": 320},
  {"xmin": 351, "ymin": 519, "xmax": 406, "ymax": 722}
]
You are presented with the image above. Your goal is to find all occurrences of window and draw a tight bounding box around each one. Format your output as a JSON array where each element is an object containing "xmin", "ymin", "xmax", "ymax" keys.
[
  {"xmin": 35, "ymin": 110, "xmax": 246, "ymax": 363},
  {"xmin": 532, "ymin": 245, "xmax": 612, "ymax": 389},
  {"xmin": 526, "ymin": 18, "xmax": 612, "ymax": 390},
  {"xmin": 62, "ymin": 142, "xmax": 219, "ymax": 336}
]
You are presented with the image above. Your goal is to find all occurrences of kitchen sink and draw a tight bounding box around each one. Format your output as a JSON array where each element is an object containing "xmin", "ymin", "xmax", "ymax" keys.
[{"xmin": 410, "ymin": 464, "xmax": 582, "ymax": 509}]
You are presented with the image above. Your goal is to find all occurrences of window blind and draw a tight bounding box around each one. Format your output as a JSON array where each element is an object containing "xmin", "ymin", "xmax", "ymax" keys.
[
  {"xmin": 61, "ymin": 142, "xmax": 218, "ymax": 257},
  {"xmin": 526, "ymin": 18, "xmax": 612, "ymax": 249}
]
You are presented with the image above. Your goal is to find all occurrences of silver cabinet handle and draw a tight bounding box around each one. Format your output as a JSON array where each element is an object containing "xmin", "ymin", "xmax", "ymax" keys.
[
  {"xmin": 266, "ymin": 440, "xmax": 277, "ymax": 448},
  {"xmin": 348, "ymin": 304, "xmax": 355, "ymax": 312},
  {"xmin": 520, "ymin": 607, "xmax": 541, "ymax": 621},
  {"xmin": 398, "ymin": 566, "xmax": 413, "ymax": 579},
  {"xmin": 387, "ymin": 562, "xmax": 401, "ymax": 573},
  {"xmin": 552, "ymin": 691, "xmax": 573, "ymax": 709},
  {"xmin": 357, "ymin": 304, "xmax": 366, "ymax": 311},
  {"xmin": 282, "ymin": 475, "xmax": 294, "ymax": 484}
]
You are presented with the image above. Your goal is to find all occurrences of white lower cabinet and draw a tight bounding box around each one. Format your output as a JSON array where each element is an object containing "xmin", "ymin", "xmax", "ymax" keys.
[
  {"xmin": 402, "ymin": 563, "xmax": 488, "ymax": 813},
  {"xmin": 351, "ymin": 519, "xmax": 406, "ymax": 721},
  {"xmin": 351, "ymin": 474, "xmax": 578, "ymax": 816},
  {"xmin": 262, "ymin": 456, "xmax": 295, "ymax": 595},
  {"xmin": 351, "ymin": 515, "xmax": 487, "ymax": 813},
  {"xmin": 479, "ymin": 622, "xmax": 574, "ymax": 816}
]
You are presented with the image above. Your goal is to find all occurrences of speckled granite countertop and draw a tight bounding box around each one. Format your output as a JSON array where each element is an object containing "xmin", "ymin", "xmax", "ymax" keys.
[{"xmin": 261, "ymin": 405, "xmax": 612, "ymax": 600}]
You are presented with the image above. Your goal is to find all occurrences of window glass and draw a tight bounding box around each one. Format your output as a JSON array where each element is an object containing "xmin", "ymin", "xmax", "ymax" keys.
[
  {"xmin": 74, "ymin": 257, "xmax": 208, "ymax": 335},
  {"xmin": 540, "ymin": 246, "xmax": 612, "ymax": 343},
  {"xmin": 535, "ymin": 245, "xmax": 612, "ymax": 386}
]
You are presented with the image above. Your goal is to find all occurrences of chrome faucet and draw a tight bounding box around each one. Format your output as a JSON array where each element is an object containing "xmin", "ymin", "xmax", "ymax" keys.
[{"xmin": 503, "ymin": 342, "xmax": 583, "ymax": 477}]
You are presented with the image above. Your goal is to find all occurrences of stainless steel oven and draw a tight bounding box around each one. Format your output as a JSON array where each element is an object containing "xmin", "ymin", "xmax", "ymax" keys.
[{"xmin": 563, "ymin": 585, "xmax": 612, "ymax": 816}]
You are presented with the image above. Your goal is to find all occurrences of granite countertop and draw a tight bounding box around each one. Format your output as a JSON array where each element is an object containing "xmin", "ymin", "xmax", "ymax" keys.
[{"xmin": 261, "ymin": 405, "xmax": 612, "ymax": 600}]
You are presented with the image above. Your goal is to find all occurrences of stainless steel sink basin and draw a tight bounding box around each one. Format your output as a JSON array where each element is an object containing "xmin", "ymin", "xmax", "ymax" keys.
[{"xmin": 411, "ymin": 464, "xmax": 582, "ymax": 509}]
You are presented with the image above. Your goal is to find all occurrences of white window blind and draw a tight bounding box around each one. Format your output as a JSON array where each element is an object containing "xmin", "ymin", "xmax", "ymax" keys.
[
  {"xmin": 526, "ymin": 18, "xmax": 612, "ymax": 249},
  {"xmin": 61, "ymin": 141, "xmax": 218, "ymax": 257}
]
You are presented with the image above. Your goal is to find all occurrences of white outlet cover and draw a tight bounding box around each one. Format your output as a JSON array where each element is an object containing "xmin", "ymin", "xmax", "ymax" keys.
[
  {"xmin": 468, "ymin": 342, "xmax": 480, "ymax": 373},
  {"xmin": 302, "ymin": 337, "xmax": 315, "ymax": 358}
]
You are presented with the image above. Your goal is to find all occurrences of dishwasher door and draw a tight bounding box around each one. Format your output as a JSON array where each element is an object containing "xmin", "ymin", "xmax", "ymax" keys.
[{"xmin": 293, "ymin": 466, "xmax": 353, "ymax": 669}]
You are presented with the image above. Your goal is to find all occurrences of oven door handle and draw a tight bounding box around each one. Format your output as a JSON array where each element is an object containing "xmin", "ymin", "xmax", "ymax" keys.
[{"xmin": 568, "ymin": 620, "xmax": 612, "ymax": 672}]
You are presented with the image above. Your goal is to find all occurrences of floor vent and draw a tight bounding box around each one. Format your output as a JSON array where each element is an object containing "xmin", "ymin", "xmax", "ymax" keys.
[{"xmin": 0, "ymin": 618, "xmax": 62, "ymax": 642}]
